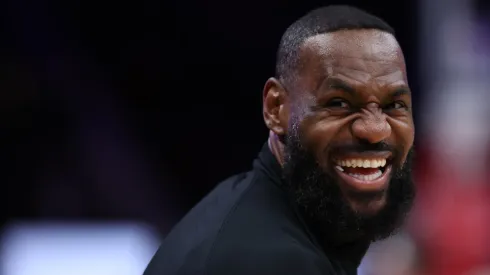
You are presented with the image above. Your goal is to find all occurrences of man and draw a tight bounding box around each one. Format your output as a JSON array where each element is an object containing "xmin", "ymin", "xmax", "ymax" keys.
[{"xmin": 144, "ymin": 5, "xmax": 415, "ymax": 275}]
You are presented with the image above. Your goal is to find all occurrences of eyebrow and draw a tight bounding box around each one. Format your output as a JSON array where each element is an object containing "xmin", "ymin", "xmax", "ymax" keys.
[
  {"xmin": 323, "ymin": 77, "xmax": 356, "ymax": 95},
  {"xmin": 391, "ymin": 87, "xmax": 411, "ymax": 97},
  {"xmin": 319, "ymin": 77, "xmax": 411, "ymax": 97}
]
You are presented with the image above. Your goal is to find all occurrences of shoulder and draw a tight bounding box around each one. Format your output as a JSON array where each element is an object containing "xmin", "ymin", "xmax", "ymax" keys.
[{"xmin": 206, "ymin": 242, "xmax": 333, "ymax": 275}]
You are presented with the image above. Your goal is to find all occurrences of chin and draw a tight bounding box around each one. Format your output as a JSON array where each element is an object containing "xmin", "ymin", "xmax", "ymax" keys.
[
  {"xmin": 282, "ymin": 131, "xmax": 416, "ymax": 242},
  {"xmin": 346, "ymin": 193, "xmax": 388, "ymax": 218}
]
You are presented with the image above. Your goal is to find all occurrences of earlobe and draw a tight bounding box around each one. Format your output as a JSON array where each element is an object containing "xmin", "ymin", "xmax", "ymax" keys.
[{"xmin": 263, "ymin": 77, "xmax": 288, "ymax": 136}]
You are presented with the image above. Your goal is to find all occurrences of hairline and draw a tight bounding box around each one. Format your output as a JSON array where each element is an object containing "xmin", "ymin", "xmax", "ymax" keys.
[{"xmin": 280, "ymin": 27, "xmax": 399, "ymax": 88}]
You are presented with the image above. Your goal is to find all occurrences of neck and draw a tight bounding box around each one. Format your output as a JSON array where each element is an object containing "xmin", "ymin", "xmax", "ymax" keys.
[{"xmin": 268, "ymin": 131, "xmax": 285, "ymax": 167}]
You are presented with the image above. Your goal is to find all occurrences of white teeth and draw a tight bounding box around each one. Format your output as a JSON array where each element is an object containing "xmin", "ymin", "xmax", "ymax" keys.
[
  {"xmin": 347, "ymin": 170, "xmax": 383, "ymax": 181},
  {"xmin": 335, "ymin": 165, "xmax": 344, "ymax": 172},
  {"xmin": 334, "ymin": 158, "xmax": 387, "ymax": 168}
]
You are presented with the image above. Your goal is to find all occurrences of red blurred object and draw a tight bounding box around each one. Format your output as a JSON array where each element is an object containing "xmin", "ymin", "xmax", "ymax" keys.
[{"xmin": 410, "ymin": 145, "xmax": 490, "ymax": 275}]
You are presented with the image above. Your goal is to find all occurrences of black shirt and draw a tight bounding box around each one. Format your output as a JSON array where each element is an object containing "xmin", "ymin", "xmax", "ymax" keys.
[{"xmin": 144, "ymin": 144, "xmax": 368, "ymax": 275}]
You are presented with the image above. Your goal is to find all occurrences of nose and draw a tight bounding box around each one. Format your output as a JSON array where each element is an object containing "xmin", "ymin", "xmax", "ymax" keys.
[{"xmin": 351, "ymin": 106, "xmax": 391, "ymax": 144}]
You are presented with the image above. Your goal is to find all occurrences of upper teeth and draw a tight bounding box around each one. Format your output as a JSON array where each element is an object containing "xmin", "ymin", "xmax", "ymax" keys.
[{"xmin": 335, "ymin": 159, "xmax": 387, "ymax": 168}]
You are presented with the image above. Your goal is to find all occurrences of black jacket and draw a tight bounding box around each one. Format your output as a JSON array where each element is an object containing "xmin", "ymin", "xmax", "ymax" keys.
[{"xmin": 144, "ymin": 144, "xmax": 368, "ymax": 275}]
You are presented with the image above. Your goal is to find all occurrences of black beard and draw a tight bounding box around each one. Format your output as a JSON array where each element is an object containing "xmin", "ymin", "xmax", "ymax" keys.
[{"xmin": 281, "ymin": 129, "xmax": 415, "ymax": 244}]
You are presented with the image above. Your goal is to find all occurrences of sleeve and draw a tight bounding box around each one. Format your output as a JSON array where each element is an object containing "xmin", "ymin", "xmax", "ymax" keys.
[{"xmin": 206, "ymin": 246, "xmax": 334, "ymax": 275}]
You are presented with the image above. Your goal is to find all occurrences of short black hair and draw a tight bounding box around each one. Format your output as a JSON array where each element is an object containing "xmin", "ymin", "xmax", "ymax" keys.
[{"xmin": 276, "ymin": 5, "xmax": 395, "ymax": 84}]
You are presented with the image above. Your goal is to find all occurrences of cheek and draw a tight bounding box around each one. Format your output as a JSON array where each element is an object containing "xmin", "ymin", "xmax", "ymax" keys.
[
  {"xmin": 300, "ymin": 118, "xmax": 348, "ymax": 165},
  {"xmin": 389, "ymin": 119, "xmax": 415, "ymax": 161}
]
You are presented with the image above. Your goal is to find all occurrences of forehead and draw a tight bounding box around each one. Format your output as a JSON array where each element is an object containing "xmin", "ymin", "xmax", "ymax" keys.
[{"xmin": 297, "ymin": 29, "xmax": 407, "ymax": 85}]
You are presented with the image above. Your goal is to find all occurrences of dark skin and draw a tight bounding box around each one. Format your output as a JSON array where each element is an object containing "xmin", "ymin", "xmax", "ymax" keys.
[{"xmin": 263, "ymin": 29, "xmax": 415, "ymax": 217}]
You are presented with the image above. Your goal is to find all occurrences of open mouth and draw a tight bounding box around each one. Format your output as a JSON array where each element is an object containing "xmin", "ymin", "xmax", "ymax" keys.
[{"xmin": 332, "ymin": 154, "xmax": 393, "ymax": 191}]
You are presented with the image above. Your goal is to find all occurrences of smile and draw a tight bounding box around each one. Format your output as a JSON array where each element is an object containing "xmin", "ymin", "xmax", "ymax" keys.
[{"xmin": 332, "ymin": 154, "xmax": 393, "ymax": 191}]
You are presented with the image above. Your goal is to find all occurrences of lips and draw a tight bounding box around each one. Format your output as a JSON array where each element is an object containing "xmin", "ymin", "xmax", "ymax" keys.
[{"xmin": 332, "ymin": 153, "xmax": 393, "ymax": 192}]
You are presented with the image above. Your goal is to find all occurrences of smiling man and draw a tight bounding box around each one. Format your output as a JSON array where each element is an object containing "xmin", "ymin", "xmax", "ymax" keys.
[{"xmin": 144, "ymin": 5, "xmax": 415, "ymax": 275}]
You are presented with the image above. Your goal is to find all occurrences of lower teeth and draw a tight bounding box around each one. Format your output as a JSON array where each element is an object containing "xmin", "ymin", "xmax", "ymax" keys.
[{"xmin": 347, "ymin": 170, "xmax": 383, "ymax": 181}]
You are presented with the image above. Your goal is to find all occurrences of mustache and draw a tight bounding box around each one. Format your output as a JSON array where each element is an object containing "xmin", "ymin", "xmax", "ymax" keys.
[{"xmin": 328, "ymin": 141, "xmax": 396, "ymax": 154}]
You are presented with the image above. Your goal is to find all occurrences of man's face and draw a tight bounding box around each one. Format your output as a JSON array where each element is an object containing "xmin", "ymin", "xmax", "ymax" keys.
[{"xmin": 266, "ymin": 29, "xmax": 415, "ymax": 242}]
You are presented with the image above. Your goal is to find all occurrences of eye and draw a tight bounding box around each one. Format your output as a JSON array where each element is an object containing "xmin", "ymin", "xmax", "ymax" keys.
[
  {"xmin": 325, "ymin": 98, "xmax": 350, "ymax": 109},
  {"xmin": 385, "ymin": 101, "xmax": 407, "ymax": 110}
]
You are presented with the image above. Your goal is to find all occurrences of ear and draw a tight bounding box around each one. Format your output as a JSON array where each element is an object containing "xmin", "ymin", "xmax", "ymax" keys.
[{"xmin": 263, "ymin": 77, "xmax": 289, "ymax": 136}]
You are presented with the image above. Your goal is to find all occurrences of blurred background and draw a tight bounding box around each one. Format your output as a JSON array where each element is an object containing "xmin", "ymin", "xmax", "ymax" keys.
[{"xmin": 1, "ymin": 0, "xmax": 489, "ymax": 274}]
